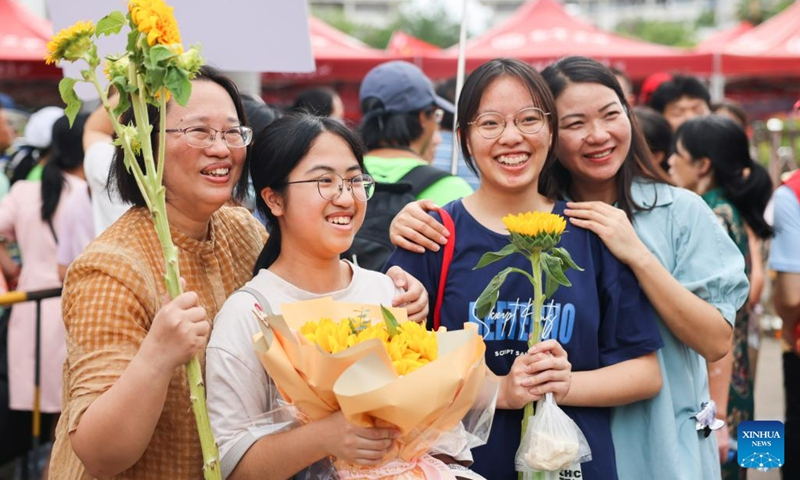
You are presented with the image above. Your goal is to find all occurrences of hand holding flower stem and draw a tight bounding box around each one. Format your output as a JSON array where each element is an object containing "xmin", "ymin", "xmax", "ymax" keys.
[
  {"xmin": 474, "ymin": 212, "xmax": 581, "ymax": 479},
  {"xmin": 47, "ymin": 2, "xmax": 219, "ymax": 478}
]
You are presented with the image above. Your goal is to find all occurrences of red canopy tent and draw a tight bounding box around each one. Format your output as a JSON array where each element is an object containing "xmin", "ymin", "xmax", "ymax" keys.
[
  {"xmin": 386, "ymin": 31, "xmax": 440, "ymax": 57},
  {"xmin": 262, "ymin": 17, "xmax": 394, "ymax": 84},
  {"xmin": 420, "ymin": 0, "xmax": 713, "ymax": 80},
  {"xmin": 696, "ymin": 21, "xmax": 753, "ymax": 53},
  {"xmin": 713, "ymin": 1, "xmax": 800, "ymax": 77},
  {"xmin": 0, "ymin": 0, "xmax": 61, "ymax": 80}
]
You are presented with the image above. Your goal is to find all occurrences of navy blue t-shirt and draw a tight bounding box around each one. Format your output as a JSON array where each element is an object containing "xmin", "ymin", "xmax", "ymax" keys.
[{"xmin": 385, "ymin": 200, "xmax": 663, "ymax": 480}]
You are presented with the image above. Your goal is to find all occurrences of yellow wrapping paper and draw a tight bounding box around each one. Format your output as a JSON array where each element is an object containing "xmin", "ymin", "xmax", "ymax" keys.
[{"xmin": 252, "ymin": 297, "xmax": 488, "ymax": 474}]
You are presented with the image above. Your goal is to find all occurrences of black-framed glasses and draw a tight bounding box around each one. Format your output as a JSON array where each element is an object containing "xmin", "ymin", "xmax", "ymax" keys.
[
  {"xmin": 165, "ymin": 125, "xmax": 253, "ymax": 148},
  {"xmin": 467, "ymin": 107, "xmax": 549, "ymax": 139},
  {"xmin": 286, "ymin": 172, "xmax": 375, "ymax": 202}
]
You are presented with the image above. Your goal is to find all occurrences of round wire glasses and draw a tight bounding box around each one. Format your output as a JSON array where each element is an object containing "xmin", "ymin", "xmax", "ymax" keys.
[{"xmin": 285, "ymin": 172, "xmax": 375, "ymax": 202}]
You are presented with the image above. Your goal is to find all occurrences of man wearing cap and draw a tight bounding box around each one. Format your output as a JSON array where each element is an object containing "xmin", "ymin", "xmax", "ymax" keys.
[{"xmin": 358, "ymin": 60, "xmax": 473, "ymax": 206}]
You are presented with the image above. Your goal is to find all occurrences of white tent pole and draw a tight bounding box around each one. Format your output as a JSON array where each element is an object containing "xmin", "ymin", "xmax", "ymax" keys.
[
  {"xmin": 451, "ymin": 0, "xmax": 469, "ymax": 176},
  {"xmin": 709, "ymin": 52, "xmax": 726, "ymax": 103}
]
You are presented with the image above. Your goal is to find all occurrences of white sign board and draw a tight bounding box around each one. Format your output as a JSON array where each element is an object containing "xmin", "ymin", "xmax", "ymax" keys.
[{"xmin": 48, "ymin": 0, "xmax": 315, "ymax": 98}]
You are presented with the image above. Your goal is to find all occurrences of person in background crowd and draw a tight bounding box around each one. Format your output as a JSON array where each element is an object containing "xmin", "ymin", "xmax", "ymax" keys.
[
  {"xmin": 0, "ymin": 102, "xmax": 16, "ymax": 198},
  {"xmin": 391, "ymin": 56, "xmax": 750, "ymax": 480},
  {"xmin": 768, "ymin": 101, "xmax": 800, "ymax": 479},
  {"xmin": 358, "ymin": 60, "xmax": 472, "ymax": 206},
  {"xmin": 647, "ymin": 74, "xmax": 711, "ymax": 131},
  {"xmin": 0, "ymin": 112, "xmax": 88, "ymax": 478},
  {"xmin": 712, "ymin": 100, "xmax": 748, "ymax": 129},
  {"xmin": 48, "ymin": 66, "xmax": 427, "ymax": 479},
  {"xmin": 611, "ymin": 67, "xmax": 636, "ymax": 106},
  {"xmin": 82, "ymin": 95, "xmax": 130, "ymax": 235},
  {"xmin": 634, "ymin": 106, "xmax": 672, "ymax": 174},
  {"xmin": 289, "ymin": 86, "xmax": 344, "ymax": 120},
  {"xmin": 669, "ymin": 115, "xmax": 773, "ymax": 479},
  {"xmin": 430, "ymin": 78, "xmax": 480, "ymax": 189},
  {"xmin": 5, "ymin": 106, "xmax": 64, "ymax": 184}
]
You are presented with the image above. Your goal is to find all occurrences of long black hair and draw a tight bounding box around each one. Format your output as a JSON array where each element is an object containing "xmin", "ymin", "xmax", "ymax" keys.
[
  {"xmin": 456, "ymin": 58, "xmax": 559, "ymax": 194},
  {"xmin": 42, "ymin": 113, "xmax": 88, "ymax": 223},
  {"xmin": 541, "ymin": 56, "xmax": 670, "ymax": 219},
  {"xmin": 110, "ymin": 65, "xmax": 250, "ymax": 206},
  {"xmin": 674, "ymin": 115, "xmax": 773, "ymax": 239},
  {"xmin": 250, "ymin": 113, "xmax": 366, "ymax": 274}
]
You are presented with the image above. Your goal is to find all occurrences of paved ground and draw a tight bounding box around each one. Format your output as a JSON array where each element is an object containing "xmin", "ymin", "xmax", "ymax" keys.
[{"xmin": 748, "ymin": 335, "xmax": 784, "ymax": 480}]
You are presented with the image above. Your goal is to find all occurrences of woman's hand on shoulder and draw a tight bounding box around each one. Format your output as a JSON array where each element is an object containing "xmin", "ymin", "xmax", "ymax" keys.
[
  {"xmin": 390, "ymin": 200, "xmax": 449, "ymax": 253},
  {"xmin": 498, "ymin": 340, "xmax": 571, "ymax": 409},
  {"xmin": 386, "ymin": 266, "xmax": 428, "ymax": 323},
  {"xmin": 564, "ymin": 201, "xmax": 649, "ymax": 267},
  {"xmin": 142, "ymin": 285, "xmax": 209, "ymax": 375}
]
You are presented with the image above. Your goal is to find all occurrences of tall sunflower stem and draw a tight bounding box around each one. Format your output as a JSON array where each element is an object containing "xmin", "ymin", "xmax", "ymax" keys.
[{"xmin": 519, "ymin": 250, "xmax": 545, "ymax": 480}]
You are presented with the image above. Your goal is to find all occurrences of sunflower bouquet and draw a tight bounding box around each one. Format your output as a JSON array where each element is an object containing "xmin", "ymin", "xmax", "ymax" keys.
[
  {"xmin": 474, "ymin": 212, "xmax": 590, "ymax": 480},
  {"xmin": 46, "ymin": 1, "xmax": 216, "ymax": 477},
  {"xmin": 252, "ymin": 297, "xmax": 495, "ymax": 479}
]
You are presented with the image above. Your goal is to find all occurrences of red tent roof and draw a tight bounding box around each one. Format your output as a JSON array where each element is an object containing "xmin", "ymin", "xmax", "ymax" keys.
[
  {"xmin": 263, "ymin": 17, "xmax": 393, "ymax": 83},
  {"xmin": 0, "ymin": 0, "xmax": 61, "ymax": 79},
  {"xmin": 696, "ymin": 21, "xmax": 753, "ymax": 53},
  {"xmin": 386, "ymin": 31, "xmax": 440, "ymax": 56},
  {"xmin": 716, "ymin": 2, "xmax": 800, "ymax": 77},
  {"xmin": 421, "ymin": 0, "xmax": 712, "ymax": 80}
]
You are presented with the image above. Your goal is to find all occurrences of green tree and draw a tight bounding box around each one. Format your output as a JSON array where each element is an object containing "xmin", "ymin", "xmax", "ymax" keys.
[
  {"xmin": 615, "ymin": 19, "xmax": 696, "ymax": 47},
  {"xmin": 312, "ymin": 4, "xmax": 461, "ymax": 49},
  {"xmin": 737, "ymin": 0, "xmax": 794, "ymax": 24}
]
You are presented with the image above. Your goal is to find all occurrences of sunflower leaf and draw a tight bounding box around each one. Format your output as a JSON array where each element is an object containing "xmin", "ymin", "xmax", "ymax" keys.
[
  {"xmin": 96, "ymin": 11, "xmax": 126, "ymax": 37},
  {"xmin": 473, "ymin": 243, "xmax": 518, "ymax": 270},
  {"xmin": 58, "ymin": 77, "xmax": 81, "ymax": 126},
  {"xmin": 474, "ymin": 266, "xmax": 513, "ymax": 319}
]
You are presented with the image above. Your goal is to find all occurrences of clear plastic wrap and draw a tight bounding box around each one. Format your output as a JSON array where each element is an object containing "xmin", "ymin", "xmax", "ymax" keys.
[{"xmin": 515, "ymin": 393, "xmax": 592, "ymax": 474}]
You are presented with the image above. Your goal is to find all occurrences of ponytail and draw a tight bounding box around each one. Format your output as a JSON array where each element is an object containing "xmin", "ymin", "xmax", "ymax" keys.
[
  {"xmin": 726, "ymin": 162, "xmax": 773, "ymax": 239},
  {"xmin": 676, "ymin": 116, "xmax": 773, "ymax": 239},
  {"xmin": 252, "ymin": 228, "xmax": 281, "ymax": 275},
  {"xmin": 40, "ymin": 161, "xmax": 66, "ymax": 223}
]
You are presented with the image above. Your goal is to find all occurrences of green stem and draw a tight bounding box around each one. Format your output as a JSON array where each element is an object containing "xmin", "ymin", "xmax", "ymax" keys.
[
  {"xmin": 86, "ymin": 60, "xmax": 221, "ymax": 479},
  {"xmin": 519, "ymin": 250, "xmax": 544, "ymax": 480}
]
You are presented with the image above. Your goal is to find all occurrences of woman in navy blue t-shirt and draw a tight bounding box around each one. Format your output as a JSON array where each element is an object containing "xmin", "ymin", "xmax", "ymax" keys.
[{"xmin": 385, "ymin": 58, "xmax": 663, "ymax": 480}]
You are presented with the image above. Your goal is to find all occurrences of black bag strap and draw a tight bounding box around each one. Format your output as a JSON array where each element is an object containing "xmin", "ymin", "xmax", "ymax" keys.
[{"xmin": 398, "ymin": 165, "xmax": 451, "ymax": 198}]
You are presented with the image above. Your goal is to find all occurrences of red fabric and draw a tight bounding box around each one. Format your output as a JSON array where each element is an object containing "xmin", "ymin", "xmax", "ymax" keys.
[
  {"xmin": 433, "ymin": 207, "xmax": 455, "ymax": 331},
  {"xmin": 784, "ymin": 170, "xmax": 800, "ymax": 202},
  {"xmin": 713, "ymin": 2, "xmax": 800, "ymax": 77},
  {"xmin": 695, "ymin": 22, "xmax": 753, "ymax": 53},
  {"xmin": 386, "ymin": 31, "xmax": 440, "ymax": 56},
  {"xmin": 420, "ymin": 0, "xmax": 713, "ymax": 80},
  {"xmin": 0, "ymin": 0, "xmax": 61, "ymax": 79}
]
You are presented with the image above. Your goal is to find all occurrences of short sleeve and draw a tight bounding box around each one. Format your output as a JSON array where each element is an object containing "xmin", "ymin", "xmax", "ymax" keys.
[
  {"xmin": 769, "ymin": 186, "xmax": 800, "ymax": 273},
  {"xmin": 671, "ymin": 192, "xmax": 749, "ymax": 325},
  {"xmin": 62, "ymin": 254, "xmax": 155, "ymax": 432},
  {"xmin": 206, "ymin": 291, "xmax": 275, "ymax": 478},
  {"xmin": 596, "ymin": 245, "xmax": 663, "ymax": 367}
]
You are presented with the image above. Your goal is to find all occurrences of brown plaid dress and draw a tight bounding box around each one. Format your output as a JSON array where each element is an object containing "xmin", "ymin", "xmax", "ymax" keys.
[{"xmin": 49, "ymin": 206, "xmax": 266, "ymax": 479}]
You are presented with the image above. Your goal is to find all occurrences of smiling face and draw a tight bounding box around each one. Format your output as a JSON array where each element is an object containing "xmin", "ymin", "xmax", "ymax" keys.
[
  {"xmin": 162, "ymin": 80, "xmax": 246, "ymax": 223},
  {"xmin": 555, "ymin": 81, "xmax": 631, "ymax": 200},
  {"xmin": 466, "ymin": 75, "xmax": 552, "ymax": 193},
  {"xmin": 268, "ymin": 131, "xmax": 366, "ymax": 260}
]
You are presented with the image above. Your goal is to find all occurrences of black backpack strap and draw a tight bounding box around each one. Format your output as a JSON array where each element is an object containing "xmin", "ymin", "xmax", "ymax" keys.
[{"xmin": 398, "ymin": 165, "xmax": 451, "ymax": 198}]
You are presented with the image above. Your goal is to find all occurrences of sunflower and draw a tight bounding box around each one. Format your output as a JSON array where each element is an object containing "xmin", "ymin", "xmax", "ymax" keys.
[
  {"xmin": 128, "ymin": 0, "xmax": 183, "ymax": 51},
  {"xmin": 502, "ymin": 211, "xmax": 566, "ymax": 251},
  {"xmin": 45, "ymin": 21, "xmax": 96, "ymax": 65}
]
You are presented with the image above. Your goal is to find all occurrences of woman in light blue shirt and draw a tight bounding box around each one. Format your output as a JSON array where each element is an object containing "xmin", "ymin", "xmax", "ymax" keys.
[{"xmin": 390, "ymin": 57, "xmax": 749, "ymax": 480}]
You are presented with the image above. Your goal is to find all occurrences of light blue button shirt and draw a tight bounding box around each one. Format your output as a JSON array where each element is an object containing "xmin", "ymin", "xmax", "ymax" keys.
[
  {"xmin": 768, "ymin": 185, "xmax": 800, "ymax": 273},
  {"xmin": 610, "ymin": 179, "xmax": 749, "ymax": 480}
]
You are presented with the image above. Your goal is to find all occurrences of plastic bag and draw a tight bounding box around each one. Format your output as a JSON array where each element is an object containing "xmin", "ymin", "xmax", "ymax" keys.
[{"xmin": 515, "ymin": 393, "xmax": 592, "ymax": 473}]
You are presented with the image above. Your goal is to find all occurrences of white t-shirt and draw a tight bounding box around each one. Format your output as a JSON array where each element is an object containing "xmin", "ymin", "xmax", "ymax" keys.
[
  {"xmin": 83, "ymin": 142, "xmax": 129, "ymax": 234},
  {"xmin": 206, "ymin": 263, "xmax": 400, "ymax": 478}
]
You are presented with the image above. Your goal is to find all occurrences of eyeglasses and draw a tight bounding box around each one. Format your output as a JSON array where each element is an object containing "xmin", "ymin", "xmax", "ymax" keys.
[
  {"xmin": 467, "ymin": 107, "xmax": 549, "ymax": 139},
  {"xmin": 286, "ymin": 172, "xmax": 375, "ymax": 202},
  {"xmin": 165, "ymin": 125, "xmax": 253, "ymax": 148}
]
